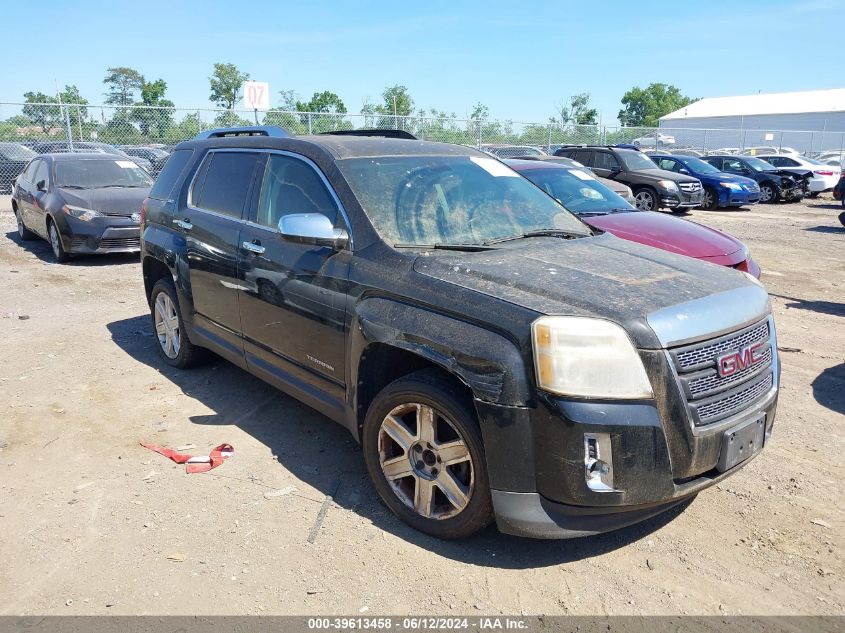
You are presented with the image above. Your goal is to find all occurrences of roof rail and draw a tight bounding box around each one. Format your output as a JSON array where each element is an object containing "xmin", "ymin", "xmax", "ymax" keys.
[
  {"xmin": 194, "ymin": 125, "xmax": 290, "ymax": 140},
  {"xmin": 318, "ymin": 129, "xmax": 418, "ymax": 140}
]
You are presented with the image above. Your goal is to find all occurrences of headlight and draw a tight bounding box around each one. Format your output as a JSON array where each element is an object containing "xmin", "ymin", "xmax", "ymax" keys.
[
  {"xmin": 63, "ymin": 205, "xmax": 104, "ymax": 221},
  {"xmin": 657, "ymin": 180, "xmax": 679, "ymax": 192},
  {"xmin": 721, "ymin": 182, "xmax": 742, "ymax": 191},
  {"xmin": 532, "ymin": 316, "xmax": 653, "ymax": 399}
]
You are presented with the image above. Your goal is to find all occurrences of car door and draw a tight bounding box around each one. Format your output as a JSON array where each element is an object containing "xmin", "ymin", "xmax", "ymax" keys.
[
  {"xmin": 182, "ymin": 150, "xmax": 263, "ymax": 359},
  {"xmin": 29, "ymin": 158, "xmax": 52, "ymax": 237},
  {"xmin": 591, "ymin": 150, "xmax": 621, "ymax": 179},
  {"xmin": 237, "ymin": 151, "xmax": 351, "ymax": 403},
  {"xmin": 15, "ymin": 159, "xmax": 40, "ymax": 231}
]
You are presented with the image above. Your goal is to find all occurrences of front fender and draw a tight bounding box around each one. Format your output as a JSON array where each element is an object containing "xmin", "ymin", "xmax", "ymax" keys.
[
  {"xmin": 351, "ymin": 297, "xmax": 532, "ymax": 406},
  {"xmin": 141, "ymin": 224, "xmax": 192, "ymax": 305}
]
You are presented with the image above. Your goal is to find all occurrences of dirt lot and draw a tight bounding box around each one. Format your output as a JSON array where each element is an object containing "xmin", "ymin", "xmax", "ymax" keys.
[{"xmin": 0, "ymin": 195, "xmax": 842, "ymax": 617}]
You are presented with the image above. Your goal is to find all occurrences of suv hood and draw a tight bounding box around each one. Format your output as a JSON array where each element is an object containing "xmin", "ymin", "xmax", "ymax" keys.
[
  {"xmin": 637, "ymin": 168, "xmax": 700, "ymax": 183},
  {"xmin": 59, "ymin": 186, "xmax": 151, "ymax": 216},
  {"xmin": 414, "ymin": 233, "xmax": 761, "ymax": 349},
  {"xmin": 585, "ymin": 211, "xmax": 743, "ymax": 261}
]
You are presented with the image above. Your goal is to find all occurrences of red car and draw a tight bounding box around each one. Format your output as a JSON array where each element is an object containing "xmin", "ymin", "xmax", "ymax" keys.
[{"xmin": 506, "ymin": 159, "xmax": 761, "ymax": 278}]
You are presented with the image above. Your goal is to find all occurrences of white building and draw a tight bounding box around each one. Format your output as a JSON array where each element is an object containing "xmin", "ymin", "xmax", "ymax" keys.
[{"xmin": 658, "ymin": 88, "xmax": 845, "ymax": 152}]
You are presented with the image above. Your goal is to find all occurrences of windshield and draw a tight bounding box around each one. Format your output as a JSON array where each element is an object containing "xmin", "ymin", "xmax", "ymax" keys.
[
  {"xmin": 801, "ymin": 156, "xmax": 823, "ymax": 166},
  {"xmin": 55, "ymin": 159, "xmax": 154, "ymax": 189},
  {"xmin": 518, "ymin": 167, "xmax": 634, "ymax": 215},
  {"xmin": 0, "ymin": 143, "xmax": 37, "ymax": 161},
  {"xmin": 744, "ymin": 157, "xmax": 777, "ymax": 171},
  {"xmin": 337, "ymin": 155, "xmax": 590, "ymax": 246},
  {"xmin": 620, "ymin": 151, "xmax": 660, "ymax": 170},
  {"xmin": 680, "ymin": 157, "xmax": 721, "ymax": 175}
]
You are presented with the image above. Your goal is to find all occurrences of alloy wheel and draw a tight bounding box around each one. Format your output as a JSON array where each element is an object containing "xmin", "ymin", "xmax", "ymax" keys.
[
  {"xmin": 377, "ymin": 402, "xmax": 474, "ymax": 520},
  {"xmin": 154, "ymin": 292, "xmax": 181, "ymax": 359},
  {"xmin": 49, "ymin": 225, "xmax": 61, "ymax": 257},
  {"xmin": 635, "ymin": 190, "xmax": 655, "ymax": 211},
  {"xmin": 16, "ymin": 213, "xmax": 25, "ymax": 238},
  {"xmin": 702, "ymin": 190, "xmax": 714, "ymax": 209},
  {"xmin": 760, "ymin": 186, "xmax": 773, "ymax": 203}
]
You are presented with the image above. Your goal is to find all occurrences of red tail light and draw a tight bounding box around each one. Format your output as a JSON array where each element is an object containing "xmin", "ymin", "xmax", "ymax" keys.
[
  {"xmin": 140, "ymin": 198, "xmax": 149, "ymax": 226},
  {"xmin": 815, "ymin": 170, "xmax": 835, "ymax": 176}
]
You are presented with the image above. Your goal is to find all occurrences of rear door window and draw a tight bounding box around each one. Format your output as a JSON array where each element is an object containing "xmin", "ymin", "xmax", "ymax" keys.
[
  {"xmin": 149, "ymin": 149, "xmax": 193, "ymax": 200},
  {"xmin": 192, "ymin": 151, "xmax": 261, "ymax": 218},
  {"xmin": 593, "ymin": 151, "xmax": 621, "ymax": 171},
  {"xmin": 573, "ymin": 150, "xmax": 593, "ymax": 166}
]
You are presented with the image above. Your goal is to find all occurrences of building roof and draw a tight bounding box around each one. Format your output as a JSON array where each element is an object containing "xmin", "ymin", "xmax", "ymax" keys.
[{"xmin": 660, "ymin": 88, "xmax": 845, "ymax": 121}]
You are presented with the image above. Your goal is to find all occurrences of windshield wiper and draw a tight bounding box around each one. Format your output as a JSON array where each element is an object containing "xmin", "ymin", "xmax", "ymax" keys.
[
  {"xmin": 58, "ymin": 184, "xmax": 88, "ymax": 189},
  {"xmin": 483, "ymin": 228, "xmax": 589, "ymax": 245},
  {"xmin": 393, "ymin": 242, "xmax": 496, "ymax": 252}
]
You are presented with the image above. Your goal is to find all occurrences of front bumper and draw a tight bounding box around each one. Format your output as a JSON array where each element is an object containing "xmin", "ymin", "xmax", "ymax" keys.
[
  {"xmin": 721, "ymin": 188, "xmax": 760, "ymax": 206},
  {"xmin": 661, "ymin": 189, "xmax": 703, "ymax": 209},
  {"xmin": 58, "ymin": 215, "xmax": 141, "ymax": 254},
  {"xmin": 476, "ymin": 343, "xmax": 779, "ymax": 539},
  {"xmin": 781, "ymin": 186, "xmax": 805, "ymax": 201}
]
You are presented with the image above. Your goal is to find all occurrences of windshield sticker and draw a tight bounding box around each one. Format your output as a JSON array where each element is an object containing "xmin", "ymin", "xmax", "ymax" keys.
[
  {"xmin": 470, "ymin": 156, "xmax": 519, "ymax": 177},
  {"xmin": 570, "ymin": 169, "xmax": 595, "ymax": 181},
  {"xmin": 115, "ymin": 160, "xmax": 137, "ymax": 168}
]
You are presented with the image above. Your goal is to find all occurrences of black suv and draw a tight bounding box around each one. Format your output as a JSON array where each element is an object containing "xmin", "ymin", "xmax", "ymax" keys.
[
  {"xmin": 140, "ymin": 127, "xmax": 779, "ymax": 540},
  {"xmin": 554, "ymin": 146, "xmax": 703, "ymax": 212}
]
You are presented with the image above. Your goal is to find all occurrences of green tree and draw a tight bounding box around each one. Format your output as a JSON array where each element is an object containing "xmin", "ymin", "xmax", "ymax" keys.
[
  {"xmin": 557, "ymin": 93, "xmax": 598, "ymax": 126},
  {"xmin": 618, "ymin": 83, "xmax": 696, "ymax": 127},
  {"xmin": 22, "ymin": 91, "xmax": 61, "ymax": 132},
  {"xmin": 131, "ymin": 78, "xmax": 175, "ymax": 138},
  {"xmin": 295, "ymin": 91, "xmax": 347, "ymax": 114},
  {"xmin": 103, "ymin": 67, "xmax": 144, "ymax": 105},
  {"xmin": 378, "ymin": 85, "xmax": 413, "ymax": 117},
  {"xmin": 209, "ymin": 63, "xmax": 250, "ymax": 109},
  {"xmin": 278, "ymin": 90, "xmax": 299, "ymax": 111}
]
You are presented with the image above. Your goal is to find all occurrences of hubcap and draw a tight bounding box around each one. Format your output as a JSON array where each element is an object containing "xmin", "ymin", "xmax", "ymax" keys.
[
  {"xmin": 49, "ymin": 225, "xmax": 61, "ymax": 256},
  {"xmin": 703, "ymin": 191, "xmax": 713, "ymax": 208},
  {"xmin": 635, "ymin": 191, "xmax": 654, "ymax": 211},
  {"xmin": 377, "ymin": 403, "xmax": 474, "ymax": 520},
  {"xmin": 154, "ymin": 292, "xmax": 181, "ymax": 359},
  {"xmin": 16, "ymin": 214, "xmax": 24, "ymax": 236},
  {"xmin": 761, "ymin": 186, "xmax": 772, "ymax": 202}
]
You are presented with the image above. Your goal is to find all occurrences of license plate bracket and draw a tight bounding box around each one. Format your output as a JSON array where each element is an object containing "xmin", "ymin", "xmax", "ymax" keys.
[{"xmin": 717, "ymin": 415, "xmax": 765, "ymax": 472}]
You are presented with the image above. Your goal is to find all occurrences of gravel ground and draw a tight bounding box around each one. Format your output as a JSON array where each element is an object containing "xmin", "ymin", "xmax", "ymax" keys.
[{"xmin": 0, "ymin": 195, "xmax": 842, "ymax": 616}]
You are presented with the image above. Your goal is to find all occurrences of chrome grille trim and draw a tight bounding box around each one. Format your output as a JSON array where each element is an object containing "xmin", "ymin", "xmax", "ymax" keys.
[
  {"xmin": 684, "ymin": 345, "xmax": 773, "ymax": 400},
  {"xmin": 692, "ymin": 373, "xmax": 774, "ymax": 424},
  {"xmin": 679, "ymin": 182, "xmax": 701, "ymax": 193},
  {"xmin": 673, "ymin": 321, "xmax": 770, "ymax": 371}
]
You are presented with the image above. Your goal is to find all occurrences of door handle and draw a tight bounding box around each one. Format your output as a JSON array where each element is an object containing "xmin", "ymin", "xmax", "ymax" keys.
[
  {"xmin": 242, "ymin": 240, "xmax": 266, "ymax": 255},
  {"xmin": 174, "ymin": 218, "xmax": 193, "ymax": 230}
]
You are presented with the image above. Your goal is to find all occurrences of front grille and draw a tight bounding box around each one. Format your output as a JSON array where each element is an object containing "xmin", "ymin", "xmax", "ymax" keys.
[
  {"xmin": 679, "ymin": 182, "xmax": 701, "ymax": 193},
  {"xmin": 102, "ymin": 211, "xmax": 134, "ymax": 217},
  {"xmin": 100, "ymin": 237, "xmax": 140, "ymax": 250},
  {"xmin": 70, "ymin": 237, "xmax": 88, "ymax": 249},
  {"xmin": 670, "ymin": 319, "xmax": 774, "ymax": 426}
]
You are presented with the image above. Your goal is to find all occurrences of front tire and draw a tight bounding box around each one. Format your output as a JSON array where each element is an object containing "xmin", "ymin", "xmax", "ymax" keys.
[
  {"xmin": 633, "ymin": 188, "xmax": 657, "ymax": 211},
  {"xmin": 362, "ymin": 369, "xmax": 493, "ymax": 539},
  {"xmin": 759, "ymin": 182, "xmax": 779, "ymax": 203},
  {"xmin": 839, "ymin": 211, "xmax": 845, "ymax": 227},
  {"xmin": 48, "ymin": 220, "xmax": 69, "ymax": 263},
  {"xmin": 150, "ymin": 278, "xmax": 204, "ymax": 369},
  {"xmin": 14, "ymin": 209, "xmax": 37, "ymax": 241},
  {"xmin": 701, "ymin": 186, "xmax": 719, "ymax": 210}
]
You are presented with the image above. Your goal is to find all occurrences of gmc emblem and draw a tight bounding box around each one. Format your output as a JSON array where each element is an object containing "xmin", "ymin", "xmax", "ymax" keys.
[{"xmin": 717, "ymin": 342, "xmax": 766, "ymax": 378}]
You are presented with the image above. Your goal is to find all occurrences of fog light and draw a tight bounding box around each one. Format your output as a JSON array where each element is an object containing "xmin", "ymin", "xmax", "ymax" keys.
[{"xmin": 584, "ymin": 433, "xmax": 615, "ymax": 492}]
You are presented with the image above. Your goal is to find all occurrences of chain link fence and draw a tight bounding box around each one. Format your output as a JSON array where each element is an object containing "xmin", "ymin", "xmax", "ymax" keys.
[{"xmin": 2, "ymin": 101, "xmax": 844, "ymax": 192}]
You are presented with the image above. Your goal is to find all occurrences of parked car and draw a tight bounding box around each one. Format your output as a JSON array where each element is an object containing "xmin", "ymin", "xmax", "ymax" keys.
[
  {"xmin": 833, "ymin": 173, "xmax": 845, "ymax": 206},
  {"xmin": 480, "ymin": 144, "xmax": 546, "ymax": 158},
  {"xmin": 631, "ymin": 133, "xmax": 675, "ymax": 148},
  {"xmin": 701, "ymin": 155, "xmax": 808, "ymax": 203},
  {"xmin": 650, "ymin": 154, "xmax": 760, "ymax": 210},
  {"xmin": 554, "ymin": 145, "xmax": 703, "ymax": 211},
  {"xmin": 755, "ymin": 154, "xmax": 840, "ymax": 197},
  {"xmin": 30, "ymin": 141, "xmax": 153, "ymax": 172},
  {"xmin": 11, "ymin": 153, "xmax": 152, "ymax": 262},
  {"xmin": 0, "ymin": 142, "xmax": 37, "ymax": 193},
  {"xmin": 505, "ymin": 154, "xmax": 636, "ymax": 204},
  {"xmin": 119, "ymin": 146, "xmax": 170, "ymax": 176},
  {"xmin": 506, "ymin": 158, "xmax": 760, "ymax": 277},
  {"xmin": 740, "ymin": 146, "xmax": 799, "ymax": 156},
  {"xmin": 140, "ymin": 126, "xmax": 778, "ymax": 540}
]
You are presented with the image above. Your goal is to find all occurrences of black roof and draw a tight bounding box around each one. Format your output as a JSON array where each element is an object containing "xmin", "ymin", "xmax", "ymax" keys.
[{"xmin": 177, "ymin": 134, "xmax": 482, "ymax": 160}]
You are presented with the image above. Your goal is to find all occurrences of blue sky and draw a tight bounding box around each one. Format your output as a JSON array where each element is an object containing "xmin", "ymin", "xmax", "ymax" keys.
[{"xmin": 4, "ymin": 0, "xmax": 844, "ymax": 124}]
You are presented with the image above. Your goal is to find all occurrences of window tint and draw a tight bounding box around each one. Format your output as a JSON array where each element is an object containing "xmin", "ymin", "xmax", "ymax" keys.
[
  {"xmin": 657, "ymin": 158, "xmax": 679, "ymax": 172},
  {"xmin": 255, "ymin": 154, "xmax": 339, "ymax": 229},
  {"xmin": 764, "ymin": 157, "xmax": 783, "ymax": 166},
  {"xmin": 573, "ymin": 150, "xmax": 593, "ymax": 165},
  {"xmin": 193, "ymin": 152, "xmax": 261, "ymax": 218},
  {"xmin": 22, "ymin": 159, "xmax": 40, "ymax": 182},
  {"xmin": 593, "ymin": 152, "xmax": 621, "ymax": 171},
  {"xmin": 33, "ymin": 160, "xmax": 49, "ymax": 188},
  {"xmin": 723, "ymin": 159, "xmax": 745, "ymax": 172},
  {"xmin": 150, "ymin": 149, "xmax": 193, "ymax": 200}
]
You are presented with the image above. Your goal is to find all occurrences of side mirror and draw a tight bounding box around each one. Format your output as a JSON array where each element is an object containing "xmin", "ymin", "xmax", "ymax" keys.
[
  {"xmin": 679, "ymin": 168, "xmax": 690, "ymax": 175},
  {"xmin": 36, "ymin": 180, "xmax": 47, "ymax": 192},
  {"xmin": 278, "ymin": 213, "xmax": 348, "ymax": 250}
]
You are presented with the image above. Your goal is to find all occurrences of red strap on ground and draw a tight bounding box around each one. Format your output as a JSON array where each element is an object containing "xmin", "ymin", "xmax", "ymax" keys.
[{"xmin": 140, "ymin": 442, "xmax": 234, "ymax": 474}]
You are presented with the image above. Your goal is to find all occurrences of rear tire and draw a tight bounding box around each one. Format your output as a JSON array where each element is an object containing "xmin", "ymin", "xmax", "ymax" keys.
[
  {"xmin": 14, "ymin": 209, "xmax": 37, "ymax": 241},
  {"xmin": 701, "ymin": 186, "xmax": 719, "ymax": 210},
  {"xmin": 47, "ymin": 220, "xmax": 69, "ymax": 263},
  {"xmin": 839, "ymin": 211, "xmax": 845, "ymax": 227},
  {"xmin": 150, "ymin": 278, "xmax": 205, "ymax": 369},
  {"xmin": 362, "ymin": 369, "xmax": 493, "ymax": 539}
]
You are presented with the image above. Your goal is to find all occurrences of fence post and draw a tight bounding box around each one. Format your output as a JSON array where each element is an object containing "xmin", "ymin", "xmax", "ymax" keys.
[
  {"xmin": 702, "ymin": 129, "xmax": 708, "ymax": 153},
  {"xmin": 547, "ymin": 124, "xmax": 552, "ymax": 152},
  {"xmin": 779, "ymin": 130, "xmax": 784, "ymax": 151},
  {"xmin": 307, "ymin": 113, "xmax": 313, "ymax": 135}
]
